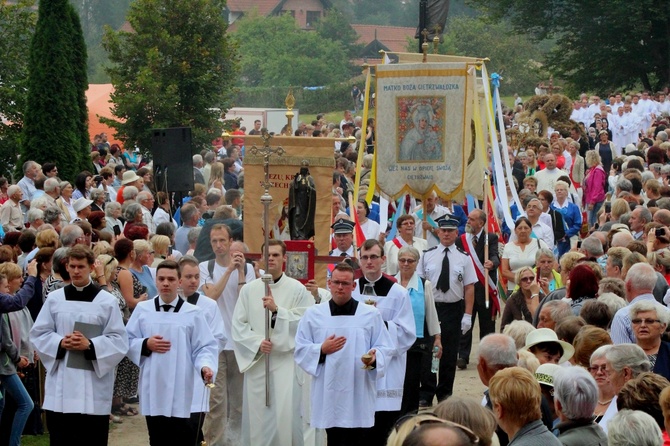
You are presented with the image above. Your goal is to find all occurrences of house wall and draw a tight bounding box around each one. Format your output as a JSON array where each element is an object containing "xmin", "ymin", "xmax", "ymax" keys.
[{"xmin": 281, "ymin": 0, "xmax": 325, "ymax": 28}]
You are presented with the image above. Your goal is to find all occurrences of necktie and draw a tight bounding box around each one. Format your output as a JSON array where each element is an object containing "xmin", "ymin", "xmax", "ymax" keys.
[
  {"xmin": 436, "ymin": 247, "xmax": 450, "ymax": 293},
  {"xmin": 340, "ymin": 252, "xmax": 347, "ymax": 257},
  {"xmin": 472, "ymin": 234, "xmax": 478, "ymax": 246},
  {"xmin": 161, "ymin": 304, "xmax": 172, "ymax": 312}
]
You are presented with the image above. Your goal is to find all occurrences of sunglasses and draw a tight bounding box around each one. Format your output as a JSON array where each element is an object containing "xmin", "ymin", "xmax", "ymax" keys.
[{"xmin": 393, "ymin": 412, "xmax": 479, "ymax": 444}]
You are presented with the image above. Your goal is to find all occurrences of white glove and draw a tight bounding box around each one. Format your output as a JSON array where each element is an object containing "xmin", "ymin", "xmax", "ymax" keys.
[{"xmin": 461, "ymin": 314, "xmax": 472, "ymax": 335}]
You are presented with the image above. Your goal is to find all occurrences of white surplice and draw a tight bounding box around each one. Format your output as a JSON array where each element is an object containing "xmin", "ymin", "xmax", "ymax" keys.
[
  {"xmin": 232, "ymin": 275, "xmax": 313, "ymax": 446},
  {"xmin": 352, "ymin": 279, "xmax": 416, "ymax": 411},
  {"xmin": 126, "ymin": 298, "xmax": 218, "ymax": 418},
  {"xmin": 187, "ymin": 293, "xmax": 227, "ymax": 413},
  {"xmin": 294, "ymin": 301, "xmax": 393, "ymax": 428},
  {"xmin": 30, "ymin": 288, "xmax": 129, "ymax": 415}
]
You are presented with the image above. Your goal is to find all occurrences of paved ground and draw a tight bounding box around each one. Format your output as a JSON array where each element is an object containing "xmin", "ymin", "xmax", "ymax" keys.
[{"xmin": 108, "ymin": 320, "xmax": 492, "ymax": 445}]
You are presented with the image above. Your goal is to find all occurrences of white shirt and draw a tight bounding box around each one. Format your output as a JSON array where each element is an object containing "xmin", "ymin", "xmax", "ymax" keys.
[{"xmin": 418, "ymin": 244, "xmax": 477, "ymax": 303}]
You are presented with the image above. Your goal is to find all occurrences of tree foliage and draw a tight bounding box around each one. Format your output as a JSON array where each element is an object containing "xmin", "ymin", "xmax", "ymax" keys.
[
  {"xmin": 232, "ymin": 12, "xmax": 350, "ymax": 88},
  {"xmin": 22, "ymin": 0, "xmax": 90, "ymax": 181},
  {"xmin": 467, "ymin": 0, "xmax": 670, "ymax": 93},
  {"xmin": 315, "ymin": 8, "xmax": 364, "ymax": 61},
  {"xmin": 102, "ymin": 0, "xmax": 238, "ymax": 152},
  {"xmin": 69, "ymin": 0, "xmax": 132, "ymax": 83},
  {"xmin": 0, "ymin": 0, "xmax": 37, "ymax": 180},
  {"xmin": 421, "ymin": 16, "xmax": 546, "ymax": 94}
]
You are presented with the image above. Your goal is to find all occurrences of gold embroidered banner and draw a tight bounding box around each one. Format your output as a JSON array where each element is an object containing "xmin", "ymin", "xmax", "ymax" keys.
[
  {"xmin": 375, "ymin": 62, "xmax": 472, "ymax": 200},
  {"xmin": 243, "ymin": 136, "xmax": 334, "ymax": 286}
]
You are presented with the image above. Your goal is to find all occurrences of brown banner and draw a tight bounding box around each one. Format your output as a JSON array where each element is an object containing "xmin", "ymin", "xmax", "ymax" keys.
[{"xmin": 243, "ymin": 136, "xmax": 334, "ymax": 287}]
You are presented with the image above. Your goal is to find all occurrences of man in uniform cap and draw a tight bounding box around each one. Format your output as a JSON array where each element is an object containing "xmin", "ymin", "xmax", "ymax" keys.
[
  {"xmin": 330, "ymin": 218, "xmax": 355, "ymax": 257},
  {"xmin": 417, "ymin": 217, "xmax": 476, "ymax": 403}
]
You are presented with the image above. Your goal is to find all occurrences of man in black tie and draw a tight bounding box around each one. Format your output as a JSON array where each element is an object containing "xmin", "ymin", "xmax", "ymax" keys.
[
  {"xmin": 456, "ymin": 209, "xmax": 499, "ymax": 369},
  {"xmin": 417, "ymin": 217, "xmax": 476, "ymax": 403},
  {"xmin": 126, "ymin": 260, "xmax": 218, "ymax": 446}
]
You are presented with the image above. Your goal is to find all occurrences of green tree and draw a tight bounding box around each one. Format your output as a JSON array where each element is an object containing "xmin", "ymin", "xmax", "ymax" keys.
[
  {"xmin": 102, "ymin": 0, "xmax": 238, "ymax": 152},
  {"xmin": 70, "ymin": 0, "xmax": 133, "ymax": 83},
  {"xmin": 22, "ymin": 0, "xmax": 90, "ymax": 181},
  {"xmin": 467, "ymin": 0, "xmax": 670, "ymax": 93},
  {"xmin": 0, "ymin": 0, "xmax": 37, "ymax": 180},
  {"xmin": 413, "ymin": 16, "xmax": 546, "ymax": 95},
  {"xmin": 315, "ymin": 8, "xmax": 364, "ymax": 60},
  {"xmin": 233, "ymin": 12, "xmax": 350, "ymax": 88}
]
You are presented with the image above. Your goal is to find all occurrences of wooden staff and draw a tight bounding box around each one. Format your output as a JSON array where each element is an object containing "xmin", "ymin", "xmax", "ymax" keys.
[{"xmin": 484, "ymin": 171, "xmax": 490, "ymax": 313}]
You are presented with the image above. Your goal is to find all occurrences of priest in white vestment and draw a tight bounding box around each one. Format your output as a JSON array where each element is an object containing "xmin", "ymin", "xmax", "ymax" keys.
[
  {"xmin": 295, "ymin": 263, "xmax": 394, "ymax": 446},
  {"xmin": 352, "ymin": 239, "xmax": 416, "ymax": 446},
  {"xmin": 232, "ymin": 240, "xmax": 313, "ymax": 446},
  {"xmin": 30, "ymin": 245, "xmax": 129, "ymax": 445},
  {"xmin": 126, "ymin": 260, "xmax": 218, "ymax": 445}
]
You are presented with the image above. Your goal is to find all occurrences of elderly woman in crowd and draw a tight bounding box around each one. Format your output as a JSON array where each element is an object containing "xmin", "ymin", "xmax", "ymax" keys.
[
  {"xmin": 356, "ymin": 199, "xmax": 380, "ymax": 242},
  {"xmin": 382, "ymin": 214, "xmax": 427, "ymax": 276},
  {"xmin": 598, "ymin": 344, "xmax": 651, "ymax": 432},
  {"xmin": 149, "ymin": 235, "xmax": 171, "ymax": 267},
  {"xmin": 553, "ymin": 367, "xmax": 608, "ymax": 445},
  {"xmin": 104, "ymin": 201, "xmax": 123, "ymax": 236},
  {"xmin": 551, "ymin": 180, "xmax": 582, "ymax": 256},
  {"xmin": 573, "ymin": 326, "xmax": 612, "ymax": 369},
  {"xmin": 648, "ymin": 248, "xmax": 670, "ymax": 285},
  {"xmin": 617, "ymin": 372, "xmax": 670, "ymax": 441},
  {"xmin": 433, "ymin": 396, "xmax": 498, "ymax": 446},
  {"xmin": 129, "ymin": 239, "xmax": 157, "ymax": 298},
  {"xmin": 89, "ymin": 188, "xmax": 106, "ymax": 212},
  {"xmin": 608, "ymin": 410, "xmax": 664, "ymax": 446},
  {"xmin": 56, "ymin": 181, "xmax": 75, "ymax": 222},
  {"xmin": 534, "ymin": 248, "xmax": 562, "ymax": 296},
  {"xmin": 589, "ymin": 345, "xmax": 616, "ymax": 426},
  {"xmin": 502, "ymin": 320, "xmax": 535, "ymax": 351},
  {"xmin": 629, "ymin": 300, "xmax": 670, "ymax": 380},
  {"xmin": 501, "ymin": 217, "xmax": 550, "ymax": 293},
  {"xmin": 395, "ymin": 246, "xmax": 441, "ymax": 414},
  {"xmin": 501, "ymin": 266, "xmax": 541, "ymax": 330}
]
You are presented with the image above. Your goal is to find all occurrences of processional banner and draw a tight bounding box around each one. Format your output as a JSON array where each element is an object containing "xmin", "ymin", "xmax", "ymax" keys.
[
  {"xmin": 243, "ymin": 136, "xmax": 334, "ymax": 286},
  {"xmin": 375, "ymin": 62, "xmax": 472, "ymax": 199}
]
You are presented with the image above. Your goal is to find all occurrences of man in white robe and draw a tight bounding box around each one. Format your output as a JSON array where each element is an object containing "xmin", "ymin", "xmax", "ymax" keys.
[
  {"xmin": 232, "ymin": 239, "xmax": 313, "ymax": 446},
  {"xmin": 30, "ymin": 245, "xmax": 128, "ymax": 445},
  {"xmin": 126, "ymin": 260, "xmax": 218, "ymax": 446},
  {"xmin": 178, "ymin": 255, "xmax": 227, "ymax": 444},
  {"xmin": 352, "ymin": 239, "xmax": 416, "ymax": 446},
  {"xmin": 295, "ymin": 263, "xmax": 393, "ymax": 446}
]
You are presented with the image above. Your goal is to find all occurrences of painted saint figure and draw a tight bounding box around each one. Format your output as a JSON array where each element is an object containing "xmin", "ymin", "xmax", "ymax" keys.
[{"xmin": 400, "ymin": 104, "xmax": 442, "ymax": 161}]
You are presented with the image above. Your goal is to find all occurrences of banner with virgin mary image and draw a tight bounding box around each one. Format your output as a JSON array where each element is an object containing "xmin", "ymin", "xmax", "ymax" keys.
[{"xmin": 375, "ymin": 62, "xmax": 471, "ymax": 199}]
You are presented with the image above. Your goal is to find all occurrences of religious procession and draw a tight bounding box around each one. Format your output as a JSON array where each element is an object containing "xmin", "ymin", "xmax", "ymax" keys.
[{"xmin": 3, "ymin": 0, "xmax": 670, "ymax": 446}]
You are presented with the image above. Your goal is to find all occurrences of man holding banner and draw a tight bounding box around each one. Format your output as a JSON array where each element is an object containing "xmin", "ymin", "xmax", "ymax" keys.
[{"xmin": 455, "ymin": 209, "xmax": 499, "ymax": 370}]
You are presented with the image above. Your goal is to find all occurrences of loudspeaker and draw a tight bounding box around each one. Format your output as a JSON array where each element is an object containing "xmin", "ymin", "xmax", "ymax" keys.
[{"xmin": 151, "ymin": 127, "xmax": 194, "ymax": 192}]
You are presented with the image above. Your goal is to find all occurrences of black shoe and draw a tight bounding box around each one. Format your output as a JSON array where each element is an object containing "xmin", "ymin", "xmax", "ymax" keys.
[
  {"xmin": 457, "ymin": 358, "xmax": 467, "ymax": 370},
  {"xmin": 419, "ymin": 399, "xmax": 430, "ymax": 408}
]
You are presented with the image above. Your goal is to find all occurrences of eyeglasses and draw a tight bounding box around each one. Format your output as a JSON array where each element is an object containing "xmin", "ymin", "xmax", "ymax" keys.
[
  {"xmin": 588, "ymin": 364, "xmax": 607, "ymax": 373},
  {"xmin": 360, "ymin": 255, "xmax": 381, "ymax": 261},
  {"xmin": 330, "ymin": 280, "xmax": 352, "ymax": 287},
  {"xmin": 520, "ymin": 277, "xmax": 534, "ymax": 283},
  {"xmin": 631, "ymin": 318, "xmax": 662, "ymax": 325},
  {"xmin": 398, "ymin": 258, "xmax": 417, "ymax": 264},
  {"xmin": 393, "ymin": 413, "xmax": 479, "ymax": 444}
]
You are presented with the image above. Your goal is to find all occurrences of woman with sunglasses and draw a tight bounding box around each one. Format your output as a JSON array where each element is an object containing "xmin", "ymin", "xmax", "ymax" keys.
[
  {"xmin": 501, "ymin": 266, "xmax": 541, "ymax": 331},
  {"xmin": 395, "ymin": 246, "xmax": 441, "ymax": 414}
]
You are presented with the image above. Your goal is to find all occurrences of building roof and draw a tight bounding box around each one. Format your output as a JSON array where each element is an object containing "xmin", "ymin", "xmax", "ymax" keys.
[
  {"xmin": 351, "ymin": 24, "xmax": 416, "ymax": 54},
  {"xmin": 226, "ymin": 0, "xmax": 282, "ymax": 16}
]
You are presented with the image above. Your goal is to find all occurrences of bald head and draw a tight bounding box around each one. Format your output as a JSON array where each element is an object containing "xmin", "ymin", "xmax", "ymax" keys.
[
  {"xmin": 654, "ymin": 209, "xmax": 670, "ymax": 226},
  {"xmin": 611, "ymin": 231, "xmax": 634, "ymax": 248}
]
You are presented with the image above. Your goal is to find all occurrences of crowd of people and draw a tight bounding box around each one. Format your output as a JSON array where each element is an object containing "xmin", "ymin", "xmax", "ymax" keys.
[{"xmin": 1, "ymin": 89, "xmax": 670, "ymax": 446}]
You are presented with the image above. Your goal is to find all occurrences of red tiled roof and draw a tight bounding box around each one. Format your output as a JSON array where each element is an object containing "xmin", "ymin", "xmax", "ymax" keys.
[
  {"xmin": 226, "ymin": 0, "xmax": 281, "ymax": 16},
  {"xmin": 351, "ymin": 24, "xmax": 415, "ymax": 54}
]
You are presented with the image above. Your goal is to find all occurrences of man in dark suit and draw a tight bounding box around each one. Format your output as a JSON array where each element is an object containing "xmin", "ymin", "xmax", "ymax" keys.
[
  {"xmin": 456, "ymin": 209, "xmax": 499, "ymax": 369},
  {"xmin": 570, "ymin": 127, "xmax": 590, "ymax": 158}
]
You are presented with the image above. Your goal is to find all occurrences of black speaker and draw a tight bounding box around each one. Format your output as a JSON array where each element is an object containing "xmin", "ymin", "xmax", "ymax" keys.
[{"xmin": 151, "ymin": 127, "xmax": 194, "ymax": 192}]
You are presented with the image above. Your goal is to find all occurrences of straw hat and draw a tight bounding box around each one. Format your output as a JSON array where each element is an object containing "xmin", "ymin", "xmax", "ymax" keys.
[{"xmin": 522, "ymin": 328, "xmax": 575, "ymax": 364}]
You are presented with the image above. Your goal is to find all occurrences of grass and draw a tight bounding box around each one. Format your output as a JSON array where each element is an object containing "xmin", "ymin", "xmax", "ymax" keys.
[{"xmin": 21, "ymin": 435, "xmax": 49, "ymax": 446}]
